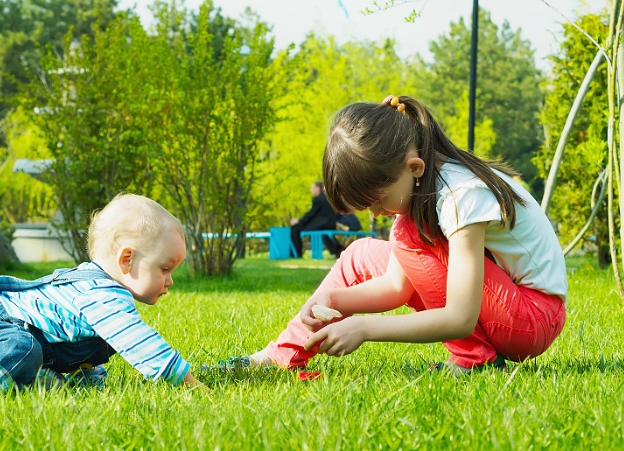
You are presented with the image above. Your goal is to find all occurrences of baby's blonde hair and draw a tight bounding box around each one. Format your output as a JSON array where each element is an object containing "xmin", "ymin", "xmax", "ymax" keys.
[{"xmin": 87, "ymin": 194, "xmax": 184, "ymax": 260}]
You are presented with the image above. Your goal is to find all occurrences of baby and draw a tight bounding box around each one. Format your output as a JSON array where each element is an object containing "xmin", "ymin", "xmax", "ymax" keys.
[{"xmin": 0, "ymin": 194, "xmax": 203, "ymax": 391}]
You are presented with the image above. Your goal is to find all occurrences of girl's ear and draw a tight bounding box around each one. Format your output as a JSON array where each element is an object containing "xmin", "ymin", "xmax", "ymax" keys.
[
  {"xmin": 117, "ymin": 247, "xmax": 133, "ymax": 274},
  {"xmin": 405, "ymin": 155, "xmax": 425, "ymax": 178}
]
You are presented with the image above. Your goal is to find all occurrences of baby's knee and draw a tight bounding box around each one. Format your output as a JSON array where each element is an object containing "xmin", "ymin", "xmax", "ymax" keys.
[{"xmin": 1, "ymin": 333, "xmax": 43, "ymax": 386}]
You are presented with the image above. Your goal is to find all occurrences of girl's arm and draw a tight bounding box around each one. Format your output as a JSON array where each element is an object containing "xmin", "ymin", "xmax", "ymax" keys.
[
  {"xmin": 300, "ymin": 252, "xmax": 415, "ymax": 330},
  {"xmin": 304, "ymin": 222, "xmax": 486, "ymax": 355}
]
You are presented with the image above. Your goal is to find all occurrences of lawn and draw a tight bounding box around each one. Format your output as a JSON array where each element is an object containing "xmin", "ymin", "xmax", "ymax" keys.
[{"xmin": 0, "ymin": 253, "xmax": 623, "ymax": 450}]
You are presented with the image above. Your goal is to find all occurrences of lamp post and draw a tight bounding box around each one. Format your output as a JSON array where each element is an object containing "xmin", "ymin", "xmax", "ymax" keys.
[{"xmin": 468, "ymin": 0, "xmax": 479, "ymax": 153}]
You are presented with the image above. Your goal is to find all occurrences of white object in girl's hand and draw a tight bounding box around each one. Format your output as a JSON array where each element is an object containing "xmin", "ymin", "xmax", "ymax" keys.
[{"xmin": 311, "ymin": 305, "xmax": 343, "ymax": 322}]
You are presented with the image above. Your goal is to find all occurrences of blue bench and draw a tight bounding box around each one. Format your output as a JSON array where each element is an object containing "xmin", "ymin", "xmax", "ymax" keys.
[
  {"xmin": 202, "ymin": 232, "xmax": 270, "ymax": 240},
  {"xmin": 202, "ymin": 231, "xmax": 271, "ymax": 258},
  {"xmin": 300, "ymin": 230, "xmax": 376, "ymax": 260}
]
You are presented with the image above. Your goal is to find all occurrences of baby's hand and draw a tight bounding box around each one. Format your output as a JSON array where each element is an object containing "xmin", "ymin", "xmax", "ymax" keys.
[{"xmin": 182, "ymin": 370, "xmax": 211, "ymax": 391}]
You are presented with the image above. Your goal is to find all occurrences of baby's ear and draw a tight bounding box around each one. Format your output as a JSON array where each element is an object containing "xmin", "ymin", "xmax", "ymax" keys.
[{"xmin": 117, "ymin": 247, "xmax": 133, "ymax": 274}]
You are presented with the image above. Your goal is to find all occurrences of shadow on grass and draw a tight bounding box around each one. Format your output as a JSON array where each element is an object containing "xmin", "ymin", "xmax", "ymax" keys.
[
  {"xmin": 197, "ymin": 358, "xmax": 409, "ymax": 388},
  {"xmin": 173, "ymin": 257, "xmax": 334, "ymax": 294},
  {"xmin": 196, "ymin": 356, "xmax": 624, "ymax": 390},
  {"xmin": 518, "ymin": 355, "xmax": 624, "ymax": 375},
  {"xmin": 399, "ymin": 355, "xmax": 624, "ymax": 378},
  {"xmin": 198, "ymin": 366, "xmax": 297, "ymax": 389}
]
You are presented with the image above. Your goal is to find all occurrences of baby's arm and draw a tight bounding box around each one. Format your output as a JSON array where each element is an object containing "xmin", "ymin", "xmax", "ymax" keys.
[
  {"xmin": 181, "ymin": 369, "xmax": 208, "ymax": 389},
  {"xmin": 76, "ymin": 286, "xmax": 191, "ymax": 386}
]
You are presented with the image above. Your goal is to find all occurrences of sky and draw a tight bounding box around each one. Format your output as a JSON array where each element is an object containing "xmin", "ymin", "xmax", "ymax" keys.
[{"xmin": 117, "ymin": 0, "xmax": 607, "ymax": 71}]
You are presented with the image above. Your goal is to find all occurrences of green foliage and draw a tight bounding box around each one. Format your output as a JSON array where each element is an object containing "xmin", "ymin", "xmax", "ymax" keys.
[
  {"xmin": 18, "ymin": 16, "xmax": 160, "ymax": 262},
  {"xmin": 442, "ymin": 90, "xmax": 496, "ymax": 160},
  {"xmin": 145, "ymin": 2, "xmax": 279, "ymax": 276},
  {"xmin": 186, "ymin": 1, "xmax": 238, "ymax": 61},
  {"xmin": 14, "ymin": 1, "xmax": 278, "ymax": 275},
  {"xmin": 0, "ymin": 255, "xmax": 622, "ymax": 449},
  {"xmin": 0, "ymin": 108, "xmax": 55, "ymax": 225},
  {"xmin": 0, "ymin": 0, "xmax": 119, "ymax": 121},
  {"xmin": 253, "ymin": 36, "xmax": 415, "ymax": 232},
  {"xmin": 533, "ymin": 14, "xmax": 610, "ymax": 264},
  {"xmin": 414, "ymin": 9, "xmax": 543, "ymax": 193},
  {"xmin": 0, "ymin": 0, "xmax": 122, "ymax": 236}
]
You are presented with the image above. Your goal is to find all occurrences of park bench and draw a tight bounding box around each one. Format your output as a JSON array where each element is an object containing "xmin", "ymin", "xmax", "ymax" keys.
[
  {"xmin": 299, "ymin": 230, "xmax": 376, "ymax": 260},
  {"xmin": 202, "ymin": 229, "xmax": 376, "ymax": 260},
  {"xmin": 202, "ymin": 232, "xmax": 270, "ymax": 240},
  {"xmin": 269, "ymin": 227, "xmax": 377, "ymax": 260}
]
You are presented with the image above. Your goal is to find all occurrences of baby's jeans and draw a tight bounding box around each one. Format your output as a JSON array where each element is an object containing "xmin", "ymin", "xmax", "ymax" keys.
[
  {"xmin": 0, "ymin": 302, "xmax": 115, "ymax": 388},
  {"xmin": 264, "ymin": 237, "xmax": 566, "ymax": 369}
]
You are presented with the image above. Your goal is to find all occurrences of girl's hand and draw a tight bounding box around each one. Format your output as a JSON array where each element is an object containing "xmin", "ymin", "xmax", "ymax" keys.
[
  {"xmin": 300, "ymin": 291, "xmax": 339, "ymax": 332},
  {"xmin": 303, "ymin": 316, "xmax": 367, "ymax": 357}
]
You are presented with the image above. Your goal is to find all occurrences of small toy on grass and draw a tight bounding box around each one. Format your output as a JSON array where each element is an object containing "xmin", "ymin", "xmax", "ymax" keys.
[{"xmin": 298, "ymin": 371, "xmax": 322, "ymax": 381}]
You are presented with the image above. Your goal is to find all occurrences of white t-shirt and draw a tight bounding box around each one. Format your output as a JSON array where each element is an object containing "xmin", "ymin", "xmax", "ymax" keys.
[{"xmin": 436, "ymin": 162, "xmax": 568, "ymax": 301}]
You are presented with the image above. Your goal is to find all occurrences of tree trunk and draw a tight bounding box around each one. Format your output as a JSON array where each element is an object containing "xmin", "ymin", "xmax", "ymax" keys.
[
  {"xmin": 598, "ymin": 232, "xmax": 611, "ymax": 269},
  {"xmin": 0, "ymin": 232, "xmax": 19, "ymax": 263}
]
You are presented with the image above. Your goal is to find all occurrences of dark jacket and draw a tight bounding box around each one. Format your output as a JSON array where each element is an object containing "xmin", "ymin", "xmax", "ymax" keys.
[
  {"xmin": 298, "ymin": 193, "xmax": 337, "ymax": 231},
  {"xmin": 336, "ymin": 214, "xmax": 362, "ymax": 231}
]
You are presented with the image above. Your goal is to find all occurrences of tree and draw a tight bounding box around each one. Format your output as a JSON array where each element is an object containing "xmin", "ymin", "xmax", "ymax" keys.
[
  {"xmin": 0, "ymin": 233, "xmax": 19, "ymax": 263},
  {"xmin": 14, "ymin": 0, "xmax": 278, "ymax": 276},
  {"xmin": 147, "ymin": 1, "xmax": 280, "ymax": 276},
  {"xmin": 18, "ymin": 15, "xmax": 160, "ymax": 262},
  {"xmin": 0, "ymin": 0, "xmax": 120, "ymax": 121},
  {"xmin": 442, "ymin": 90, "xmax": 497, "ymax": 160},
  {"xmin": 252, "ymin": 35, "xmax": 414, "ymax": 233},
  {"xmin": 414, "ymin": 9, "xmax": 543, "ymax": 194},
  {"xmin": 0, "ymin": 108, "xmax": 56, "ymax": 225},
  {"xmin": 0, "ymin": 0, "xmax": 122, "ymax": 255}
]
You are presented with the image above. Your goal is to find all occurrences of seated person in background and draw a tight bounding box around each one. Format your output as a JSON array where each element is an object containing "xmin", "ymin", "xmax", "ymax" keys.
[
  {"xmin": 290, "ymin": 181, "xmax": 343, "ymax": 258},
  {"xmin": 335, "ymin": 213, "xmax": 365, "ymax": 249},
  {"xmin": 336, "ymin": 213, "xmax": 362, "ymax": 231},
  {"xmin": 0, "ymin": 194, "xmax": 205, "ymax": 392}
]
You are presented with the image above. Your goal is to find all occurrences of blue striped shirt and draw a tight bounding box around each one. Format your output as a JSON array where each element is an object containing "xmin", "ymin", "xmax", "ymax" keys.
[{"xmin": 0, "ymin": 262, "xmax": 190, "ymax": 385}]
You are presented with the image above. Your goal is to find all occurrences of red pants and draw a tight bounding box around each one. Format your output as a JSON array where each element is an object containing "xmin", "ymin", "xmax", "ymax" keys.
[{"xmin": 265, "ymin": 237, "xmax": 566, "ymax": 368}]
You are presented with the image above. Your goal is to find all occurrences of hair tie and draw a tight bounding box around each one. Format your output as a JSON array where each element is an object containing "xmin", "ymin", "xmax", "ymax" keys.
[{"xmin": 382, "ymin": 95, "xmax": 406, "ymax": 113}]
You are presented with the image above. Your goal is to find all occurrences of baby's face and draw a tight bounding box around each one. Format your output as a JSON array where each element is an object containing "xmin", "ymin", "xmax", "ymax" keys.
[{"xmin": 124, "ymin": 232, "xmax": 186, "ymax": 305}]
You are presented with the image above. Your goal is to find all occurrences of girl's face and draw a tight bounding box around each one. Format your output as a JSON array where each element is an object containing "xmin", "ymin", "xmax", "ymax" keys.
[
  {"xmin": 368, "ymin": 151, "xmax": 424, "ymax": 218},
  {"xmin": 122, "ymin": 231, "xmax": 186, "ymax": 305}
]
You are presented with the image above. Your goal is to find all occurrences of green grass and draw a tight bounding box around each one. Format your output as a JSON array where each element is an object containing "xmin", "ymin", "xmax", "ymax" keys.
[{"xmin": 1, "ymin": 252, "xmax": 623, "ymax": 450}]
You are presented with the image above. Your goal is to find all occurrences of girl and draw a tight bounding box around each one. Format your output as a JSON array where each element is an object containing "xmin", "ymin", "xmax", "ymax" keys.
[{"xmin": 223, "ymin": 95, "xmax": 567, "ymax": 374}]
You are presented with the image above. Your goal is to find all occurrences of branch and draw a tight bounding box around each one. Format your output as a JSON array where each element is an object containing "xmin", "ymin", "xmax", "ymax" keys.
[
  {"xmin": 539, "ymin": 0, "xmax": 612, "ymax": 71},
  {"xmin": 360, "ymin": 0, "xmax": 425, "ymax": 22},
  {"xmin": 541, "ymin": 49, "xmax": 604, "ymax": 214},
  {"xmin": 563, "ymin": 168, "xmax": 607, "ymax": 255}
]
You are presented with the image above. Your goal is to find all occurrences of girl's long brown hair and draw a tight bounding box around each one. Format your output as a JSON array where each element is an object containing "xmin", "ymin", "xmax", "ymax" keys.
[{"xmin": 323, "ymin": 96, "xmax": 526, "ymax": 245}]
